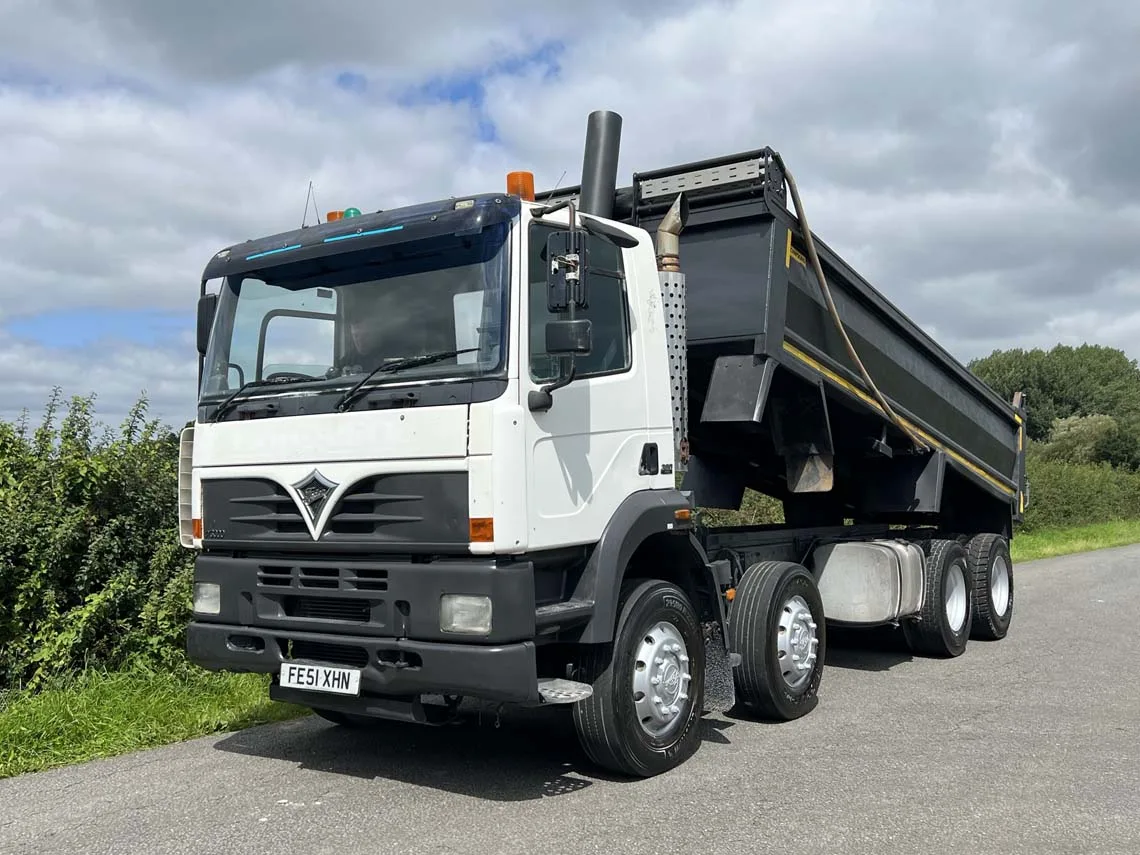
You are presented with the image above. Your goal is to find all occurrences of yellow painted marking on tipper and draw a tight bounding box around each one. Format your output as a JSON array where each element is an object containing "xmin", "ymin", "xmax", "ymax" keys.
[
  {"xmin": 785, "ymin": 228, "xmax": 806, "ymax": 267},
  {"xmin": 782, "ymin": 341, "xmax": 1017, "ymax": 497}
]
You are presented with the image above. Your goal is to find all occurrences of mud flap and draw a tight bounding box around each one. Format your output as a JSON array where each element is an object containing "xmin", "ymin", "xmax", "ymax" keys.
[{"xmin": 702, "ymin": 621, "xmax": 738, "ymax": 713}]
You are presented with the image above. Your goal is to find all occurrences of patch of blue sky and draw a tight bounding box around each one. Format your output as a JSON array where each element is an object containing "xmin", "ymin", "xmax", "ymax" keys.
[
  {"xmin": 397, "ymin": 39, "xmax": 565, "ymax": 108},
  {"xmin": 335, "ymin": 40, "xmax": 565, "ymax": 144},
  {"xmin": 335, "ymin": 71, "xmax": 368, "ymax": 93},
  {"xmin": 5, "ymin": 308, "xmax": 189, "ymax": 349}
]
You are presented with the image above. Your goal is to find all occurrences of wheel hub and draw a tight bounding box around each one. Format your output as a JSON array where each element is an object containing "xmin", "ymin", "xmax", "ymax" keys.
[
  {"xmin": 777, "ymin": 595, "xmax": 818, "ymax": 690},
  {"xmin": 945, "ymin": 561, "xmax": 968, "ymax": 632},
  {"xmin": 632, "ymin": 621, "xmax": 691, "ymax": 738},
  {"xmin": 990, "ymin": 555, "xmax": 1011, "ymax": 617}
]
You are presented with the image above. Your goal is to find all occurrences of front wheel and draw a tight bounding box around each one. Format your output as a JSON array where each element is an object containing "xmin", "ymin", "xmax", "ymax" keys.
[{"xmin": 572, "ymin": 579, "xmax": 706, "ymax": 778}]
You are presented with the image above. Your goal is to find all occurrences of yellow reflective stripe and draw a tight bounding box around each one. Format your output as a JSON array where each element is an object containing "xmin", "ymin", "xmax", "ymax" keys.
[
  {"xmin": 782, "ymin": 341, "xmax": 1016, "ymax": 498},
  {"xmin": 785, "ymin": 228, "xmax": 805, "ymax": 267}
]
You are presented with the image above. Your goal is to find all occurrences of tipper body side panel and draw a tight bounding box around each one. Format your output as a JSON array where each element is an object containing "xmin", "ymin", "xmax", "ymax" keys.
[{"xmin": 540, "ymin": 152, "xmax": 1025, "ymax": 526}]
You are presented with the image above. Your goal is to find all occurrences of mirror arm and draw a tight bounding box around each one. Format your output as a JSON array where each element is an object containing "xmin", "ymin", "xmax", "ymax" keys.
[{"xmin": 527, "ymin": 361, "xmax": 577, "ymax": 412}]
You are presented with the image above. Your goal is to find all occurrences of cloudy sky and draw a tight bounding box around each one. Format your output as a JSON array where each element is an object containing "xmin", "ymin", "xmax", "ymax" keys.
[{"xmin": 1, "ymin": 0, "xmax": 1137, "ymax": 430}]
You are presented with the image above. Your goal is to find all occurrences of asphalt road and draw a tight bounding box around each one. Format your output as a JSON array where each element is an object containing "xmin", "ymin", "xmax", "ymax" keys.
[{"xmin": 3, "ymin": 545, "xmax": 1138, "ymax": 855}]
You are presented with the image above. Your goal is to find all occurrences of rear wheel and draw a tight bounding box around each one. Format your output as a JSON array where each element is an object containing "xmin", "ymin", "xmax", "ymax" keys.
[
  {"xmin": 572, "ymin": 579, "xmax": 706, "ymax": 778},
  {"xmin": 902, "ymin": 538, "xmax": 972, "ymax": 657},
  {"xmin": 728, "ymin": 560, "xmax": 826, "ymax": 720},
  {"xmin": 966, "ymin": 533, "xmax": 1014, "ymax": 640}
]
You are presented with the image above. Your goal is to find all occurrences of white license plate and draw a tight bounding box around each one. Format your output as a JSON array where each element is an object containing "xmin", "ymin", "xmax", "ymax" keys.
[{"xmin": 279, "ymin": 662, "xmax": 362, "ymax": 696}]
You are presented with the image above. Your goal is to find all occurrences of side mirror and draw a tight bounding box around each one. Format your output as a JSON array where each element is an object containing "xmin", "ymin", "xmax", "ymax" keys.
[
  {"xmin": 546, "ymin": 229, "xmax": 589, "ymax": 312},
  {"xmin": 546, "ymin": 319, "xmax": 592, "ymax": 355},
  {"xmin": 197, "ymin": 293, "xmax": 218, "ymax": 356},
  {"xmin": 579, "ymin": 214, "xmax": 640, "ymax": 249}
]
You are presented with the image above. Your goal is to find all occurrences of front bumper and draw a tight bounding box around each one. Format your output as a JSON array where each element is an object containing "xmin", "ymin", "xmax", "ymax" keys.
[
  {"xmin": 187, "ymin": 622, "xmax": 539, "ymax": 703},
  {"xmin": 186, "ymin": 551, "xmax": 543, "ymax": 704}
]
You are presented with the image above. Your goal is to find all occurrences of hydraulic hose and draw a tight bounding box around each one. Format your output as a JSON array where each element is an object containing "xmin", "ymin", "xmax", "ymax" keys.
[{"xmin": 773, "ymin": 152, "xmax": 929, "ymax": 453}]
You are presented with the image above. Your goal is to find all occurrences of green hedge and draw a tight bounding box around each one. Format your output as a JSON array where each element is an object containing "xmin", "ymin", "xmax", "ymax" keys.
[
  {"xmin": 1019, "ymin": 454, "xmax": 1140, "ymax": 532},
  {"xmin": 2, "ymin": 393, "xmax": 1139, "ymax": 695},
  {"xmin": 0, "ymin": 391, "xmax": 193, "ymax": 694}
]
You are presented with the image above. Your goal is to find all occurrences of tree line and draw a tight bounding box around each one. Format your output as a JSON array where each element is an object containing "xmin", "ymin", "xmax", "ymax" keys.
[{"xmin": 969, "ymin": 343, "xmax": 1140, "ymax": 470}]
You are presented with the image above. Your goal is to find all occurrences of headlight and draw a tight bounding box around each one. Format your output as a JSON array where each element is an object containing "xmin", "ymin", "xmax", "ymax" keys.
[
  {"xmin": 193, "ymin": 582, "xmax": 221, "ymax": 615},
  {"xmin": 440, "ymin": 594, "xmax": 492, "ymax": 635}
]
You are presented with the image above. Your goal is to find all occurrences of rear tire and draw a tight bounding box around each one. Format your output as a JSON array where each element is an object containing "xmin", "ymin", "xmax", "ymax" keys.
[
  {"xmin": 902, "ymin": 538, "xmax": 972, "ymax": 657},
  {"xmin": 572, "ymin": 579, "xmax": 706, "ymax": 778},
  {"xmin": 728, "ymin": 560, "xmax": 826, "ymax": 720},
  {"xmin": 965, "ymin": 533, "xmax": 1014, "ymax": 640}
]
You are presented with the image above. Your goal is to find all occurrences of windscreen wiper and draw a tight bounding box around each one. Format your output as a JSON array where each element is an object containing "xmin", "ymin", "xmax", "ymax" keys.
[
  {"xmin": 207, "ymin": 375, "xmax": 319, "ymax": 422},
  {"xmin": 334, "ymin": 348, "xmax": 481, "ymax": 412}
]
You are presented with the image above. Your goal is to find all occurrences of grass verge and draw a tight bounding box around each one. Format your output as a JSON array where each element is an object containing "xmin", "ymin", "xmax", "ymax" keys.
[
  {"xmin": 1012, "ymin": 519, "xmax": 1140, "ymax": 563},
  {"xmin": 0, "ymin": 660, "xmax": 308, "ymax": 780}
]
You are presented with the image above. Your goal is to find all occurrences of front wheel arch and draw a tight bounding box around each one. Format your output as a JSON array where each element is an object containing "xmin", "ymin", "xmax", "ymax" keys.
[{"xmin": 571, "ymin": 490, "xmax": 719, "ymax": 644}]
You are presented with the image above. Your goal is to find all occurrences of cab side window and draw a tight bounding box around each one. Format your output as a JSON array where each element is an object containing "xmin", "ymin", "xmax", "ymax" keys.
[{"xmin": 528, "ymin": 222, "xmax": 631, "ymax": 383}]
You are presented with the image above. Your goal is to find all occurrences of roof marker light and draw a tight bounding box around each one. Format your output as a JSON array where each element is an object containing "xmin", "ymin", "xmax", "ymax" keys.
[
  {"xmin": 245, "ymin": 243, "xmax": 302, "ymax": 261},
  {"xmin": 507, "ymin": 171, "xmax": 535, "ymax": 201},
  {"xmin": 322, "ymin": 224, "xmax": 405, "ymax": 244}
]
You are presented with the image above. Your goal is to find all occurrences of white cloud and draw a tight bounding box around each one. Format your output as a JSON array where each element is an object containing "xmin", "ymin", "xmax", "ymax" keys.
[{"xmin": 0, "ymin": 329, "xmax": 196, "ymax": 428}]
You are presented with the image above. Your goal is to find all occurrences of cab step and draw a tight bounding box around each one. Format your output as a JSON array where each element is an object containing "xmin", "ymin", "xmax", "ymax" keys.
[{"xmin": 537, "ymin": 678, "xmax": 594, "ymax": 704}]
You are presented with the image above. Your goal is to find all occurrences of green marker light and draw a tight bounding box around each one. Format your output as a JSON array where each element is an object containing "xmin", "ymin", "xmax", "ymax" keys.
[{"xmin": 343, "ymin": 207, "xmax": 362, "ymax": 218}]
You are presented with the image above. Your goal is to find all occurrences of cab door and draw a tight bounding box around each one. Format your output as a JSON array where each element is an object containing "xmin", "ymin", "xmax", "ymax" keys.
[{"xmin": 521, "ymin": 218, "xmax": 654, "ymax": 551}]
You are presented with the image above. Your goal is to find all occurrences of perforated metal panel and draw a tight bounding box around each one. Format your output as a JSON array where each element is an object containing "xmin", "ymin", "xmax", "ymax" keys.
[
  {"xmin": 660, "ymin": 271, "xmax": 689, "ymax": 470},
  {"xmin": 639, "ymin": 158, "xmax": 766, "ymax": 201}
]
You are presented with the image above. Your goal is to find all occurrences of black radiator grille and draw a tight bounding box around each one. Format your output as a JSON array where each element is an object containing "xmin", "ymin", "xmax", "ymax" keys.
[
  {"xmin": 202, "ymin": 473, "xmax": 469, "ymax": 546},
  {"xmin": 283, "ymin": 596, "xmax": 371, "ymax": 623},
  {"xmin": 322, "ymin": 473, "xmax": 468, "ymax": 543},
  {"xmin": 325, "ymin": 477, "xmax": 426, "ymax": 537},
  {"xmin": 284, "ymin": 640, "xmax": 369, "ymax": 668},
  {"xmin": 257, "ymin": 563, "xmax": 389, "ymax": 592},
  {"xmin": 203, "ymin": 478, "xmax": 306, "ymax": 540}
]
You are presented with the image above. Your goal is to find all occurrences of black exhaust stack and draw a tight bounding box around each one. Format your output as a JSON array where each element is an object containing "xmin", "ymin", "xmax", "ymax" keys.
[{"xmin": 578, "ymin": 110, "xmax": 622, "ymax": 219}]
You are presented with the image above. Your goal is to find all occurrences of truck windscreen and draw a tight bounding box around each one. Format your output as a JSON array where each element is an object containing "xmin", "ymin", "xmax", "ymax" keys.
[{"xmin": 198, "ymin": 222, "xmax": 511, "ymax": 404}]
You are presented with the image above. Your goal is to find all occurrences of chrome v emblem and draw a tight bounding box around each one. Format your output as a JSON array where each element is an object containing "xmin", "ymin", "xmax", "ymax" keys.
[{"xmin": 291, "ymin": 469, "xmax": 339, "ymax": 523}]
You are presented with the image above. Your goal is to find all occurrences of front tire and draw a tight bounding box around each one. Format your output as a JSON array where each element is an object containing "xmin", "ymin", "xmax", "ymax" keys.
[
  {"xmin": 728, "ymin": 560, "xmax": 826, "ymax": 720},
  {"xmin": 572, "ymin": 579, "xmax": 706, "ymax": 778}
]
